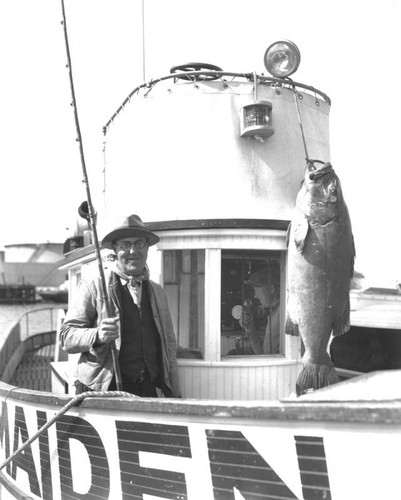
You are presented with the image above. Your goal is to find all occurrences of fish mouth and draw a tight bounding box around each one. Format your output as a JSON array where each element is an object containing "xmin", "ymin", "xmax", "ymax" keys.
[{"xmin": 308, "ymin": 161, "xmax": 333, "ymax": 181}]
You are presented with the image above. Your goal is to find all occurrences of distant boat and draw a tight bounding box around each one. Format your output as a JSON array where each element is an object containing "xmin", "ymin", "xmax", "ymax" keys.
[
  {"xmin": 36, "ymin": 283, "xmax": 68, "ymax": 303},
  {"xmin": 0, "ymin": 283, "xmax": 36, "ymax": 303},
  {"xmin": 0, "ymin": 242, "xmax": 66, "ymax": 303}
]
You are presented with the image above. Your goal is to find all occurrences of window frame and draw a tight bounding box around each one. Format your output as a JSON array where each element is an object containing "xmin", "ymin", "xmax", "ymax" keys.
[{"xmin": 157, "ymin": 228, "xmax": 297, "ymax": 363}]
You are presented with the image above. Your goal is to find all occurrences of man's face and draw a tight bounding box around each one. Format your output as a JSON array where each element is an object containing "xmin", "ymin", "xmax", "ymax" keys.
[
  {"xmin": 114, "ymin": 237, "xmax": 149, "ymax": 276},
  {"xmin": 254, "ymin": 285, "xmax": 275, "ymax": 307}
]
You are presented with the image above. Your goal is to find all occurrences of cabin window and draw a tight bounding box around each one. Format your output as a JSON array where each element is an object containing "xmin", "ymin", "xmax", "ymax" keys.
[
  {"xmin": 163, "ymin": 249, "xmax": 205, "ymax": 359},
  {"xmin": 67, "ymin": 268, "xmax": 82, "ymax": 303},
  {"xmin": 221, "ymin": 250, "xmax": 282, "ymax": 358}
]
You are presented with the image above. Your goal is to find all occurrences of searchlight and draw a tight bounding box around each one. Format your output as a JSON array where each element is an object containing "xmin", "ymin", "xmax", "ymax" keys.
[{"xmin": 263, "ymin": 40, "xmax": 301, "ymax": 78}]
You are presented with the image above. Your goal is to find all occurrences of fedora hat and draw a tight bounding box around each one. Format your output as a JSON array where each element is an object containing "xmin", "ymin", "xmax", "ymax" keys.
[
  {"xmin": 101, "ymin": 214, "xmax": 159, "ymax": 249},
  {"xmin": 245, "ymin": 264, "xmax": 280, "ymax": 288}
]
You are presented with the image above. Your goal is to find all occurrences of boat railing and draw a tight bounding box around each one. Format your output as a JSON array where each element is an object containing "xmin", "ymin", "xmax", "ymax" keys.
[
  {"xmin": 16, "ymin": 305, "xmax": 65, "ymax": 341},
  {"xmin": 0, "ymin": 305, "xmax": 67, "ymax": 384},
  {"xmin": 103, "ymin": 70, "xmax": 331, "ymax": 133}
]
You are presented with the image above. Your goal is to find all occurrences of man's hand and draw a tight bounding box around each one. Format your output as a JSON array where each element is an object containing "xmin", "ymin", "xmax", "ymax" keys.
[
  {"xmin": 97, "ymin": 317, "xmax": 119, "ymax": 343},
  {"xmin": 239, "ymin": 307, "xmax": 251, "ymax": 329},
  {"xmin": 239, "ymin": 300, "xmax": 253, "ymax": 332}
]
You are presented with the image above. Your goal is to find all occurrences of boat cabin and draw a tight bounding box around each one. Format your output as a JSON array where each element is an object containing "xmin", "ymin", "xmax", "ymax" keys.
[{"xmin": 58, "ymin": 42, "xmax": 332, "ymax": 400}]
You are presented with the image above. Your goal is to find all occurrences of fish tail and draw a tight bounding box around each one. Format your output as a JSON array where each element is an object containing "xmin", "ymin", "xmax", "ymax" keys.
[
  {"xmin": 285, "ymin": 317, "xmax": 299, "ymax": 336},
  {"xmin": 296, "ymin": 362, "xmax": 339, "ymax": 396}
]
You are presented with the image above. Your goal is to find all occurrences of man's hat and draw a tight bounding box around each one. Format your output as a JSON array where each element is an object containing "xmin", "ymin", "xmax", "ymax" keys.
[
  {"xmin": 101, "ymin": 214, "xmax": 160, "ymax": 249},
  {"xmin": 245, "ymin": 264, "xmax": 280, "ymax": 287}
]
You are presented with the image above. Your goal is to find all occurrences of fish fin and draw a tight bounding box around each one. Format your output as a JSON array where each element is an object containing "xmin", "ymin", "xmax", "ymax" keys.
[
  {"xmin": 293, "ymin": 217, "xmax": 309, "ymax": 251},
  {"xmin": 350, "ymin": 234, "xmax": 356, "ymax": 278},
  {"xmin": 285, "ymin": 316, "xmax": 299, "ymax": 336},
  {"xmin": 296, "ymin": 360, "xmax": 340, "ymax": 396},
  {"xmin": 333, "ymin": 298, "xmax": 351, "ymax": 336}
]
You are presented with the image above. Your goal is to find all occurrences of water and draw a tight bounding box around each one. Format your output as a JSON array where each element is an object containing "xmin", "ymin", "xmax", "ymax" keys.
[{"xmin": 0, "ymin": 302, "xmax": 67, "ymax": 340}]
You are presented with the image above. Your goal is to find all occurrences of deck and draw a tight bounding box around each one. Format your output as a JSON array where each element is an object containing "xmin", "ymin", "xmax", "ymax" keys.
[
  {"xmin": 9, "ymin": 343, "xmax": 54, "ymax": 391},
  {"xmin": 0, "ymin": 284, "xmax": 36, "ymax": 304}
]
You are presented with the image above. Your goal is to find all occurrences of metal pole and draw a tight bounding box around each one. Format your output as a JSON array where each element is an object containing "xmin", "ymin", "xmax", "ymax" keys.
[
  {"xmin": 292, "ymin": 85, "xmax": 310, "ymax": 163},
  {"xmin": 142, "ymin": 0, "xmax": 146, "ymax": 81},
  {"xmin": 60, "ymin": 0, "xmax": 122, "ymax": 390}
]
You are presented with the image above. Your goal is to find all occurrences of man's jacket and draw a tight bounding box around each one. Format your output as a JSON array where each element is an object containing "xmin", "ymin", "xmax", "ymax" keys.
[{"xmin": 59, "ymin": 271, "xmax": 181, "ymax": 397}]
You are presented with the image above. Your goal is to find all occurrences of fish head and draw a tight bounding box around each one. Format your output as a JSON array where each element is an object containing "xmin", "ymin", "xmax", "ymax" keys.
[{"xmin": 298, "ymin": 162, "xmax": 342, "ymax": 224}]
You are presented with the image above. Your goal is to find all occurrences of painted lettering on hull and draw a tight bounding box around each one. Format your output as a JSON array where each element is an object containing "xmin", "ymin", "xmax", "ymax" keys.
[
  {"xmin": 56, "ymin": 415, "xmax": 110, "ymax": 498},
  {"xmin": 295, "ymin": 435, "xmax": 331, "ymax": 500},
  {"xmin": 11, "ymin": 405, "xmax": 41, "ymax": 496},
  {"xmin": 206, "ymin": 430, "xmax": 331, "ymax": 500},
  {"xmin": 0, "ymin": 401, "xmax": 334, "ymax": 500},
  {"xmin": 116, "ymin": 421, "xmax": 190, "ymax": 498},
  {"xmin": 37, "ymin": 411, "xmax": 52, "ymax": 500},
  {"xmin": 0, "ymin": 401, "xmax": 11, "ymax": 476}
]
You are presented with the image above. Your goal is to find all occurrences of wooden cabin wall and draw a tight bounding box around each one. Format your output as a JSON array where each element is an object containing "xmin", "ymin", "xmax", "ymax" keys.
[{"xmin": 177, "ymin": 360, "xmax": 301, "ymax": 400}]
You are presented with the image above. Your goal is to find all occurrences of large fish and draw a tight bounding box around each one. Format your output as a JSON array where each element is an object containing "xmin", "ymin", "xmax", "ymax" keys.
[{"xmin": 286, "ymin": 161, "xmax": 355, "ymax": 395}]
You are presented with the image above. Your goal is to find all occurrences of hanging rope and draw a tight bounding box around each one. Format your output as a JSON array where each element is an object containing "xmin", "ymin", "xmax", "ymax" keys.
[{"xmin": 0, "ymin": 390, "xmax": 133, "ymax": 472}]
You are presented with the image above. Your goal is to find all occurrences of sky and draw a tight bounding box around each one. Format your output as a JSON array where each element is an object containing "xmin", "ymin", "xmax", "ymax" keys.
[{"xmin": 0, "ymin": 0, "xmax": 400, "ymax": 285}]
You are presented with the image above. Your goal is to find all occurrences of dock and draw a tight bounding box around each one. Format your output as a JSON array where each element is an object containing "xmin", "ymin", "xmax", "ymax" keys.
[{"xmin": 0, "ymin": 284, "xmax": 36, "ymax": 304}]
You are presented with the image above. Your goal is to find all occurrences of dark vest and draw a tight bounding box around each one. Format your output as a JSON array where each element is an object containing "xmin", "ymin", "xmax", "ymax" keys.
[{"xmin": 118, "ymin": 280, "xmax": 161, "ymax": 383}]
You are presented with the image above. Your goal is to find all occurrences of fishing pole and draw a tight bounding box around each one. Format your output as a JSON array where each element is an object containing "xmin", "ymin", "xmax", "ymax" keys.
[{"xmin": 60, "ymin": 0, "xmax": 122, "ymax": 390}]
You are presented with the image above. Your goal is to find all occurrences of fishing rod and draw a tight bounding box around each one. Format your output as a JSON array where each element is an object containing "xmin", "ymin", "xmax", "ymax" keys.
[{"xmin": 60, "ymin": 0, "xmax": 122, "ymax": 391}]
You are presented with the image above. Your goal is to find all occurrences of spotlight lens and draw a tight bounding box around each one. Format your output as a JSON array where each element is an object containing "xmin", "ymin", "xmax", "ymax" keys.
[{"xmin": 264, "ymin": 40, "xmax": 301, "ymax": 78}]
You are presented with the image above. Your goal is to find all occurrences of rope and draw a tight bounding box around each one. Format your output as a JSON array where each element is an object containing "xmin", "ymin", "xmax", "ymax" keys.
[{"xmin": 0, "ymin": 390, "xmax": 132, "ymax": 471}]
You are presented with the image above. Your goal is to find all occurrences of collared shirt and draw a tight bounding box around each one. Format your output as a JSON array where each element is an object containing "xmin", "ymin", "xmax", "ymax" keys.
[{"xmin": 119, "ymin": 276, "xmax": 142, "ymax": 306}]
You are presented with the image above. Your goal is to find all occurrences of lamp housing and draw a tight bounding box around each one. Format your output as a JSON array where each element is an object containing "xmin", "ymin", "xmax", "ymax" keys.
[
  {"xmin": 240, "ymin": 101, "xmax": 274, "ymax": 138},
  {"xmin": 264, "ymin": 40, "xmax": 301, "ymax": 78}
]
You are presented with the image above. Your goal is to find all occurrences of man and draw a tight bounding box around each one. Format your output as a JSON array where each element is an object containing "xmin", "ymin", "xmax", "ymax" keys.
[
  {"xmin": 239, "ymin": 264, "xmax": 281, "ymax": 355},
  {"xmin": 59, "ymin": 214, "xmax": 181, "ymax": 398}
]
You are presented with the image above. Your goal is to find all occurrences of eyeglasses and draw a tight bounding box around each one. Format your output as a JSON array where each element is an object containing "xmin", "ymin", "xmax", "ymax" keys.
[{"xmin": 116, "ymin": 240, "xmax": 148, "ymax": 251}]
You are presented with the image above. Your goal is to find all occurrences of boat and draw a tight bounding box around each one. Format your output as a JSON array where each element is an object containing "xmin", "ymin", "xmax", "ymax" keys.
[
  {"xmin": 330, "ymin": 285, "xmax": 401, "ymax": 375},
  {"xmin": 36, "ymin": 283, "xmax": 68, "ymax": 304},
  {"xmin": 1, "ymin": 32, "xmax": 400, "ymax": 500},
  {"xmin": 0, "ymin": 368, "xmax": 400, "ymax": 500},
  {"xmin": 0, "ymin": 243, "xmax": 66, "ymax": 304},
  {"xmin": 0, "ymin": 284, "xmax": 36, "ymax": 304}
]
